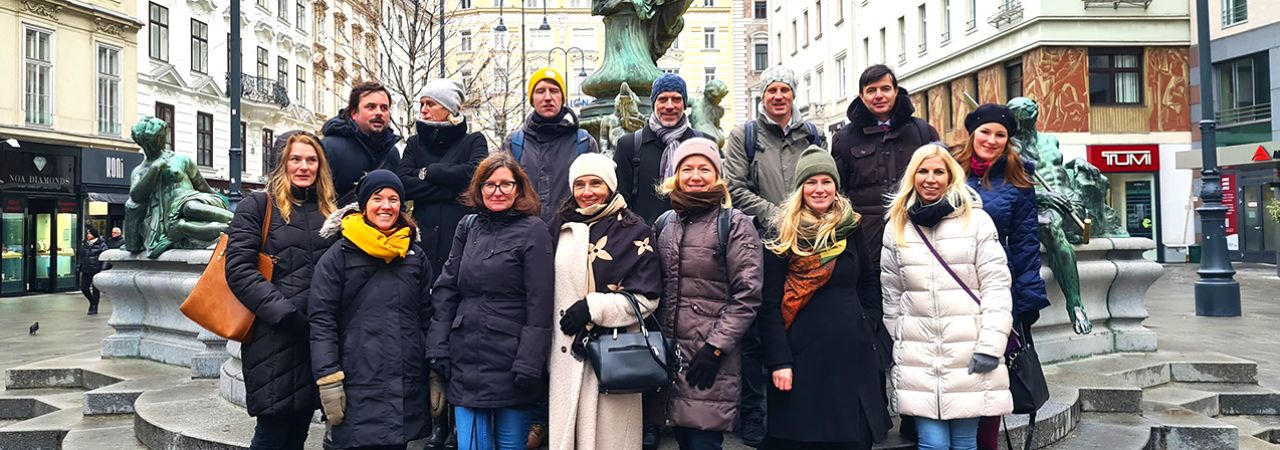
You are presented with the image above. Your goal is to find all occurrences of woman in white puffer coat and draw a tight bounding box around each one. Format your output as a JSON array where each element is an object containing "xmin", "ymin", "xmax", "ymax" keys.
[{"xmin": 880, "ymin": 144, "xmax": 1014, "ymax": 450}]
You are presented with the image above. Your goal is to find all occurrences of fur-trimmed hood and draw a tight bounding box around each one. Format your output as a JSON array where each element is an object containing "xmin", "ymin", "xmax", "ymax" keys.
[{"xmin": 319, "ymin": 203, "xmax": 421, "ymax": 242}]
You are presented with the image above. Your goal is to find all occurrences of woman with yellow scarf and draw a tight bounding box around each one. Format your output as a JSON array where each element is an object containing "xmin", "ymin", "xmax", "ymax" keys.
[
  {"xmin": 756, "ymin": 147, "xmax": 892, "ymax": 450},
  {"xmin": 309, "ymin": 170, "xmax": 435, "ymax": 450}
]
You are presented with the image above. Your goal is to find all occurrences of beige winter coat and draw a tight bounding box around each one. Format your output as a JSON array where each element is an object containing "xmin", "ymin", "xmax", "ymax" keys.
[
  {"xmin": 548, "ymin": 221, "xmax": 658, "ymax": 450},
  {"xmin": 880, "ymin": 202, "xmax": 1014, "ymax": 421}
]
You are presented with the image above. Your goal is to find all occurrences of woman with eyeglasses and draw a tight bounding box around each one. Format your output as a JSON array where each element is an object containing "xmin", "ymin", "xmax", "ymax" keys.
[{"xmin": 427, "ymin": 153, "xmax": 554, "ymax": 450}]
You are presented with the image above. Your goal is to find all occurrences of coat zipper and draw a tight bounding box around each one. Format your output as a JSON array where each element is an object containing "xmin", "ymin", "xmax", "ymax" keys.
[{"xmin": 921, "ymin": 225, "xmax": 944, "ymax": 418}]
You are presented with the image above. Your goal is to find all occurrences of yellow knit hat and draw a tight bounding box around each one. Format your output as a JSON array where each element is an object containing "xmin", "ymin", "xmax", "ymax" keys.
[{"xmin": 527, "ymin": 67, "xmax": 566, "ymax": 105}]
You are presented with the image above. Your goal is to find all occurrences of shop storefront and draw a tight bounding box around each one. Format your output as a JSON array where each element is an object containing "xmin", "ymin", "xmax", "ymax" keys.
[
  {"xmin": 1219, "ymin": 153, "xmax": 1280, "ymax": 264},
  {"xmin": 1086, "ymin": 144, "xmax": 1164, "ymax": 261},
  {"xmin": 80, "ymin": 148, "xmax": 143, "ymax": 238},
  {"xmin": 0, "ymin": 142, "xmax": 82, "ymax": 296}
]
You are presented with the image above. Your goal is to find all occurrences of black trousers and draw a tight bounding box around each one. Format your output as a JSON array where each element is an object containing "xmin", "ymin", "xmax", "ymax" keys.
[
  {"xmin": 738, "ymin": 320, "xmax": 766, "ymax": 437},
  {"xmin": 79, "ymin": 272, "xmax": 100, "ymax": 310},
  {"xmin": 249, "ymin": 411, "xmax": 313, "ymax": 450},
  {"xmin": 673, "ymin": 427, "xmax": 723, "ymax": 450}
]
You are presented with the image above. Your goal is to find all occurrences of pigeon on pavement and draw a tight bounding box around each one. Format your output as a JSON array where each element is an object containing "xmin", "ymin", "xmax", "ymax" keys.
[{"xmin": 29, "ymin": 321, "xmax": 39, "ymax": 335}]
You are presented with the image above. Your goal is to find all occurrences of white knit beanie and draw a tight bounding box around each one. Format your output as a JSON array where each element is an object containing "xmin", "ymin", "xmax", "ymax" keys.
[
  {"xmin": 568, "ymin": 153, "xmax": 618, "ymax": 193},
  {"xmin": 416, "ymin": 79, "xmax": 465, "ymax": 116}
]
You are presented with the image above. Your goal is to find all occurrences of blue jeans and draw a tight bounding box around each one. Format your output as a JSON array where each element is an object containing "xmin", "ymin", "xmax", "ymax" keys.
[
  {"xmin": 454, "ymin": 406, "xmax": 532, "ymax": 450},
  {"xmin": 249, "ymin": 411, "xmax": 313, "ymax": 450},
  {"xmin": 673, "ymin": 427, "xmax": 723, "ymax": 450},
  {"xmin": 915, "ymin": 417, "xmax": 979, "ymax": 450}
]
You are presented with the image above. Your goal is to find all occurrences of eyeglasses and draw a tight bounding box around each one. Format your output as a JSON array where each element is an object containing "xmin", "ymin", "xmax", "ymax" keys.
[{"xmin": 482, "ymin": 181, "xmax": 517, "ymax": 195}]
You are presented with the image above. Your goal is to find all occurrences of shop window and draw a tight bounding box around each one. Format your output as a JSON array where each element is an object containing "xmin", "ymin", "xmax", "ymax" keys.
[
  {"xmin": 2, "ymin": 209, "xmax": 24, "ymax": 294},
  {"xmin": 1006, "ymin": 60, "xmax": 1024, "ymax": 100},
  {"xmin": 1088, "ymin": 48, "xmax": 1143, "ymax": 105}
]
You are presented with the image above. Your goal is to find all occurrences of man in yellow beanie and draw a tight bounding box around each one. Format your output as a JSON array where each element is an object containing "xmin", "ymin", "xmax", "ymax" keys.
[{"xmin": 502, "ymin": 67, "xmax": 599, "ymax": 225}]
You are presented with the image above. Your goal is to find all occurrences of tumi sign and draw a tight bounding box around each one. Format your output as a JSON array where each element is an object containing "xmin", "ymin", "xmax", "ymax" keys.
[{"xmin": 1087, "ymin": 144, "xmax": 1160, "ymax": 173}]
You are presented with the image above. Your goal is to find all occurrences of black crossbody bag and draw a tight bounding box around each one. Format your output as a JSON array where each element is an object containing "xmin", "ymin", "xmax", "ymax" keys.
[{"xmin": 584, "ymin": 291, "xmax": 681, "ymax": 394}]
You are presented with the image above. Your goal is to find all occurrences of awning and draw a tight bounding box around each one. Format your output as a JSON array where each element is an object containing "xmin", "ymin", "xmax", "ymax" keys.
[{"xmin": 86, "ymin": 192, "xmax": 131, "ymax": 204}]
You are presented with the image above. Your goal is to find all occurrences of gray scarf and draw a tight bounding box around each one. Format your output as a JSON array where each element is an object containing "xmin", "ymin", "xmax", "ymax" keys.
[{"xmin": 649, "ymin": 113, "xmax": 691, "ymax": 179}]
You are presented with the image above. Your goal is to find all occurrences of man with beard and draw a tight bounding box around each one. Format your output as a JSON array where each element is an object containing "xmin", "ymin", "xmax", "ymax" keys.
[
  {"xmin": 614, "ymin": 73, "xmax": 712, "ymax": 224},
  {"xmin": 322, "ymin": 81, "xmax": 403, "ymax": 204},
  {"xmin": 722, "ymin": 65, "xmax": 827, "ymax": 448},
  {"xmin": 503, "ymin": 68, "xmax": 599, "ymax": 225},
  {"xmin": 831, "ymin": 64, "xmax": 938, "ymax": 440}
]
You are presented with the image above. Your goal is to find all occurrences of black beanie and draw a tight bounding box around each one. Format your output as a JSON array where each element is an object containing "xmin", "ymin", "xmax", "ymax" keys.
[
  {"xmin": 86, "ymin": 227, "xmax": 100, "ymax": 240},
  {"xmin": 356, "ymin": 169, "xmax": 404, "ymax": 210},
  {"xmin": 964, "ymin": 104, "xmax": 1019, "ymax": 135}
]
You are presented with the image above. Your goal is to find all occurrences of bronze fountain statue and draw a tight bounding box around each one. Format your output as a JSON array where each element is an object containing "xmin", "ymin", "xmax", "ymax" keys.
[{"xmin": 124, "ymin": 117, "xmax": 233, "ymax": 258}]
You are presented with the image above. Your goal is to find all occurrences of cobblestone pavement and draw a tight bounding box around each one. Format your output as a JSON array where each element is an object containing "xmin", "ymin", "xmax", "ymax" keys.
[{"xmin": 2, "ymin": 262, "xmax": 1277, "ymax": 449}]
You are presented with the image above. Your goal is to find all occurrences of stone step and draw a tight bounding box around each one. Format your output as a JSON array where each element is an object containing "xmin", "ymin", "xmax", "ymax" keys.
[
  {"xmin": 1041, "ymin": 413, "xmax": 1154, "ymax": 450},
  {"xmin": 0, "ymin": 407, "xmax": 81, "ymax": 450},
  {"xmin": 1147, "ymin": 407, "xmax": 1240, "ymax": 450},
  {"xmin": 1240, "ymin": 435, "xmax": 1280, "ymax": 450},
  {"xmin": 1221, "ymin": 416, "xmax": 1280, "ymax": 444},
  {"xmin": 997, "ymin": 382, "xmax": 1082, "ymax": 449},
  {"xmin": 59, "ymin": 414, "xmax": 146, "ymax": 450},
  {"xmin": 84, "ymin": 373, "xmax": 191, "ymax": 416},
  {"xmin": 133, "ymin": 378, "xmax": 328, "ymax": 450},
  {"xmin": 1046, "ymin": 352, "xmax": 1259, "ymax": 390},
  {"xmin": 1143, "ymin": 385, "xmax": 1221, "ymax": 417},
  {"xmin": 1174, "ymin": 383, "xmax": 1280, "ymax": 417}
]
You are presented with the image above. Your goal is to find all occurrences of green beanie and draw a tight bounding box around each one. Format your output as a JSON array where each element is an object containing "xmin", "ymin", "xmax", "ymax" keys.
[{"xmin": 794, "ymin": 146, "xmax": 840, "ymax": 189}]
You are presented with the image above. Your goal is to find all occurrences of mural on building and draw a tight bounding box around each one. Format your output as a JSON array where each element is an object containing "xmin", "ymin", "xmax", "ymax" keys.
[
  {"xmin": 978, "ymin": 65, "xmax": 1004, "ymax": 105},
  {"xmin": 1147, "ymin": 47, "xmax": 1191, "ymax": 132},
  {"xmin": 948, "ymin": 77, "xmax": 977, "ymax": 144},
  {"xmin": 1023, "ymin": 47, "xmax": 1090, "ymax": 132},
  {"xmin": 927, "ymin": 86, "xmax": 949, "ymax": 137},
  {"xmin": 910, "ymin": 93, "xmax": 927, "ymax": 119}
]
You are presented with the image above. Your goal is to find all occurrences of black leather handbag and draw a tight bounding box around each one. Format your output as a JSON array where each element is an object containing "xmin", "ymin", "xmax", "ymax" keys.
[
  {"xmin": 585, "ymin": 291, "xmax": 680, "ymax": 395},
  {"xmin": 1007, "ymin": 321, "xmax": 1049, "ymax": 414}
]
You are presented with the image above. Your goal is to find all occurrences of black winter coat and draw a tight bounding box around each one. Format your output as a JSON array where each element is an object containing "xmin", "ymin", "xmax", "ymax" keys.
[
  {"xmin": 309, "ymin": 213, "xmax": 433, "ymax": 449},
  {"xmin": 321, "ymin": 116, "xmax": 402, "ymax": 204},
  {"xmin": 105, "ymin": 236, "xmax": 125, "ymax": 249},
  {"xmin": 758, "ymin": 227, "xmax": 891, "ymax": 444},
  {"xmin": 226, "ymin": 190, "xmax": 336, "ymax": 416},
  {"xmin": 398, "ymin": 119, "xmax": 488, "ymax": 275},
  {"xmin": 78, "ymin": 239, "xmax": 108, "ymax": 273},
  {"xmin": 968, "ymin": 158, "xmax": 1050, "ymax": 319},
  {"xmin": 833, "ymin": 89, "xmax": 939, "ymax": 269},
  {"xmin": 426, "ymin": 211, "xmax": 554, "ymax": 408},
  {"xmin": 501, "ymin": 108, "xmax": 600, "ymax": 225},
  {"xmin": 614, "ymin": 126, "xmax": 711, "ymax": 224}
]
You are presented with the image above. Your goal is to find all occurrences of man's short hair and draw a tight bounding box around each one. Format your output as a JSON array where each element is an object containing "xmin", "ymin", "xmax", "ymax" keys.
[
  {"xmin": 345, "ymin": 81, "xmax": 390, "ymax": 117},
  {"xmin": 858, "ymin": 65, "xmax": 899, "ymax": 91}
]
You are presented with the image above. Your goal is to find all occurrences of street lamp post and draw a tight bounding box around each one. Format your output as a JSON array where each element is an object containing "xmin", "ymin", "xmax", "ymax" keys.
[
  {"xmin": 229, "ymin": 0, "xmax": 243, "ymax": 206},
  {"xmin": 547, "ymin": 46, "xmax": 589, "ymax": 105},
  {"xmin": 1193, "ymin": 0, "xmax": 1241, "ymax": 316},
  {"xmin": 503, "ymin": 0, "xmax": 550, "ymax": 118}
]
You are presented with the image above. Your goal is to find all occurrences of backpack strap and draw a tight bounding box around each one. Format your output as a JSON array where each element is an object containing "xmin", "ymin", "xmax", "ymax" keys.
[
  {"xmin": 654, "ymin": 209, "xmax": 676, "ymax": 241},
  {"xmin": 460, "ymin": 214, "xmax": 478, "ymax": 245},
  {"xmin": 804, "ymin": 122, "xmax": 819, "ymax": 146},
  {"xmin": 631, "ymin": 130, "xmax": 644, "ymax": 197},
  {"xmin": 575, "ymin": 129, "xmax": 593, "ymax": 155},
  {"xmin": 715, "ymin": 207, "xmax": 732, "ymax": 265},
  {"xmin": 510, "ymin": 131, "xmax": 526, "ymax": 162},
  {"xmin": 744, "ymin": 121, "xmax": 758, "ymax": 164}
]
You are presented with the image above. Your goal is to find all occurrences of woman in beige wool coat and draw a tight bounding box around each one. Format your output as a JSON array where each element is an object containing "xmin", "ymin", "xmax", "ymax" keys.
[
  {"xmin": 880, "ymin": 145, "xmax": 1014, "ymax": 450},
  {"xmin": 547, "ymin": 154, "xmax": 664, "ymax": 450}
]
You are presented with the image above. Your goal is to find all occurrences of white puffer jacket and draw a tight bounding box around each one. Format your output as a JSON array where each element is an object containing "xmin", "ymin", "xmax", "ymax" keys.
[{"xmin": 880, "ymin": 200, "xmax": 1014, "ymax": 421}]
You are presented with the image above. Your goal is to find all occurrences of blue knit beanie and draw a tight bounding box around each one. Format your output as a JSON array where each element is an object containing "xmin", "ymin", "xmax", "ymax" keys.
[{"xmin": 650, "ymin": 73, "xmax": 688, "ymax": 104}]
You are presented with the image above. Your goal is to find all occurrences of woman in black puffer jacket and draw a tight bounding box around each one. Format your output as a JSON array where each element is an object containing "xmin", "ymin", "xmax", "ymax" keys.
[{"xmin": 226, "ymin": 131, "xmax": 338, "ymax": 449}]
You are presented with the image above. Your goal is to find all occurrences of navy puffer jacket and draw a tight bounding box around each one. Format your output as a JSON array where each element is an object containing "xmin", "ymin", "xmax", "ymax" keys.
[{"xmin": 967, "ymin": 158, "xmax": 1050, "ymax": 319}]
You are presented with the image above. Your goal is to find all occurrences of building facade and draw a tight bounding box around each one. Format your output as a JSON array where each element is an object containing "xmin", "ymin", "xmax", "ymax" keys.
[
  {"xmin": 1178, "ymin": 0, "xmax": 1280, "ymax": 263},
  {"xmin": 767, "ymin": 0, "xmax": 855, "ymax": 135},
  {"xmin": 834, "ymin": 0, "xmax": 1193, "ymax": 262},
  {"xmin": 733, "ymin": 0, "xmax": 769, "ymax": 125},
  {"xmin": 1, "ymin": 0, "xmax": 143, "ymax": 295}
]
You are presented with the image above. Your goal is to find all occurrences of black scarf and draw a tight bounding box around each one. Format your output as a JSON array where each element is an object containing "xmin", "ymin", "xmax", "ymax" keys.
[
  {"xmin": 670, "ymin": 188, "xmax": 724, "ymax": 216},
  {"xmin": 907, "ymin": 197, "xmax": 956, "ymax": 228}
]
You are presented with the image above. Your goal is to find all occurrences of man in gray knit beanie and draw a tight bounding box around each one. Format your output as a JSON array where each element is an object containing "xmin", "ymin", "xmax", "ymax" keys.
[{"xmin": 416, "ymin": 79, "xmax": 465, "ymax": 118}]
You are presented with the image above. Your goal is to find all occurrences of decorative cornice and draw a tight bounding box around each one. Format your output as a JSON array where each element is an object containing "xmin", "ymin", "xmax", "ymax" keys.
[
  {"xmin": 294, "ymin": 42, "xmax": 312, "ymax": 59},
  {"xmin": 312, "ymin": 0, "xmax": 326, "ymax": 11},
  {"xmin": 20, "ymin": 0, "xmax": 63, "ymax": 21},
  {"xmin": 95, "ymin": 18, "xmax": 126, "ymax": 36},
  {"xmin": 333, "ymin": 10, "xmax": 345, "ymax": 23},
  {"xmin": 187, "ymin": 0, "xmax": 217, "ymax": 15}
]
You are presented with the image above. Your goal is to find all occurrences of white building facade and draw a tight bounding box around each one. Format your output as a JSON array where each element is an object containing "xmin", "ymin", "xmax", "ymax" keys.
[{"xmin": 767, "ymin": 0, "xmax": 855, "ymax": 135}]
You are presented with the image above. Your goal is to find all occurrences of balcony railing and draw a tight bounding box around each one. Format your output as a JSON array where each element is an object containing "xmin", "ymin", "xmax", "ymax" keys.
[
  {"xmin": 225, "ymin": 73, "xmax": 291, "ymax": 107},
  {"xmin": 988, "ymin": 1, "xmax": 1023, "ymax": 28},
  {"xmin": 1222, "ymin": 0, "xmax": 1247, "ymax": 27},
  {"xmin": 1217, "ymin": 103, "xmax": 1271, "ymax": 126},
  {"xmin": 1081, "ymin": 0, "xmax": 1151, "ymax": 9}
]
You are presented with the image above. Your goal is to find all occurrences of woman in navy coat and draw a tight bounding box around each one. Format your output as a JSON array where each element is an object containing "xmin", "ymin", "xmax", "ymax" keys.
[{"xmin": 952, "ymin": 104, "xmax": 1051, "ymax": 450}]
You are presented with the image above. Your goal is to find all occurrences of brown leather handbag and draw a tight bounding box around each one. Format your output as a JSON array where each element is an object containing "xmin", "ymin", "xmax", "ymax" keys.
[{"xmin": 180, "ymin": 197, "xmax": 275, "ymax": 343}]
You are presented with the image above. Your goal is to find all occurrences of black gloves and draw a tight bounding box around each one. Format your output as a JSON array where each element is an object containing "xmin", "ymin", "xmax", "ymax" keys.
[
  {"xmin": 559, "ymin": 300, "xmax": 591, "ymax": 335},
  {"xmin": 685, "ymin": 344, "xmax": 723, "ymax": 390},
  {"xmin": 514, "ymin": 373, "xmax": 541, "ymax": 392},
  {"xmin": 429, "ymin": 358, "xmax": 451, "ymax": 382},
  {"xmin": 968, "ymin": 353, "xmax": 1000, "ymax": 374}
]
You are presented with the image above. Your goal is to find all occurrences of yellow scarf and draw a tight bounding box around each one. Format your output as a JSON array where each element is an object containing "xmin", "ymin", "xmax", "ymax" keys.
[{"xmin": 341, "ymin": 213, "xmax": 411, "ymax": 263}]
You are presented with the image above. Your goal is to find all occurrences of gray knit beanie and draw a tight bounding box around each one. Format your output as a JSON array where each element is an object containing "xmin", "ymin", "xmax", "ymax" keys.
[{"xmin": 416, "ymin": 79, "xmax": 465, "ymax": 116}]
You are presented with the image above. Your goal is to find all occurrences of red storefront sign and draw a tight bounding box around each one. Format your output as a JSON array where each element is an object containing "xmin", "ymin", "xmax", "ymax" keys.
[
  {"xmin": 1222, "ymin": 173, "xmax": 1237, "ymax": 235},
  {"xmin": 1086, "ymin": 144, "xmax": 1160, "ymax": 173}
]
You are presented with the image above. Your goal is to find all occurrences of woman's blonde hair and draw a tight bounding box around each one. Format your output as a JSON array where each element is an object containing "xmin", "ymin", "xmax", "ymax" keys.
[
  {"xmin": 268, "ymin": 132, "xmax": 337, "ymax": 222},
  {"xmin": 885, "ymin": 144, "xmax": 973, "ymax": 247},
  {"xmin": 765, "ymin": 183, "xmax": 858, "ymax": 257},
  {"xmin": 655, "ymin": 177, "xmax": 733, "ymax": 209}
]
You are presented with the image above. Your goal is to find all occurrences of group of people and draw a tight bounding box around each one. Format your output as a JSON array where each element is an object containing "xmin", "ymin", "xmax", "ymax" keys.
[{"xmin": 222, "ymin": 62, "xmax": 1051, "ymax": 450}]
